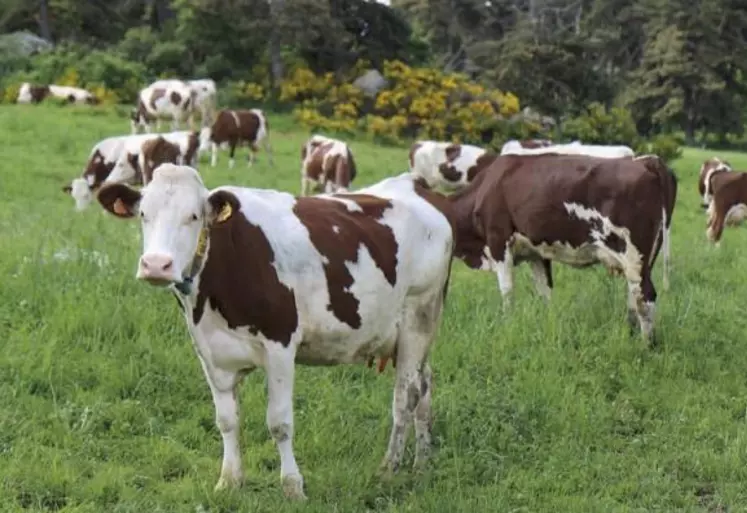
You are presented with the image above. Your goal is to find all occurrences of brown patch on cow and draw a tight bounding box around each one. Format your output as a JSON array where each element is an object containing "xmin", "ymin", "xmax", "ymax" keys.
[
  {"xmin": 466, "ymin": 152, "xmax": 499, "ymax": 182},
  {"xmin": 292, "ymin": 195, "xmax": 398, "ymax": 328},
  {"xmin": 169, "ymin": 90, "xmax": 182, "ymax": 106},
  {"xmin": 706, "ymin": 171, "xmax": 747, "ymax": 243},
  {"xmin": 81, "ymin": 149, "xmax": 116, "ymax": 192},
  {"xmin": 193, "ymin": 190, "xmax": 298, "ymax": 345},
  {"xmin": 183, "ymin": 131, "xmax": 200, "ymax": 166},
  {"xmin": 141, "ymin": 137, "xmax": 181, "ymax": 184},
  {"xmin": 149, "ymin": 88, "xmax": 167, "ymax": 110},
  {"xmin": 29, "ymin": 85, "xmax": 50, "ymax": 103},
  {"xmin": 409, "ymin": 142, "xmax": 423, "ymax": 168}
]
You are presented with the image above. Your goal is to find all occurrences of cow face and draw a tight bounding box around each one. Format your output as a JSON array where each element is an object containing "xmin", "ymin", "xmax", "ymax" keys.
[
  {"xmin": 97, "ymin": 164, "xmax": 230, "ymax": 288},
  {"xmin": 65, "ymin": 178, "xmax": 94, "ymax": 211},
  {"xmin": 699, "ymin": 158, "xmax": 731, "ymax": 208}
]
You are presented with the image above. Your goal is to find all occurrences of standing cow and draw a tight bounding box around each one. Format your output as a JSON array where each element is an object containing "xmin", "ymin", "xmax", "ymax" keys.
[
  {"xmin": 199, "ymin": 108, "xmax": 273, "ymax": 168},
  {"xmin": 131, "ymin": 80, "xmax": 195, "ymax": 134},
  {"xmin": 95, "ymin": 165, "xmax": 454, "ymax": 499},
  {"xmin": 698, "ymin": 157, "xmax": 732, "ymax": 208},
  {"xmin": 300, "ymin": 135, "xmax": 357, "ymax": 195},
  {"xmin": 448, "ymin": 153, "xmax": 677, "ymax": 342}
]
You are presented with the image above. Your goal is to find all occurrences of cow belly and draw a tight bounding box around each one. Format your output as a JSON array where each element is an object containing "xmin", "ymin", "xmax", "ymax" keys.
[{"xmin": 725, "ymin": 204, "xmax": 747, "ymax": 226}]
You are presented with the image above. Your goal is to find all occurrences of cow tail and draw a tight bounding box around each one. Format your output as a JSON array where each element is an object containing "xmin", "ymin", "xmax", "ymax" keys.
[{"xmin": 642, "ymin": 155, "xmax": 677, "ymax": 291}]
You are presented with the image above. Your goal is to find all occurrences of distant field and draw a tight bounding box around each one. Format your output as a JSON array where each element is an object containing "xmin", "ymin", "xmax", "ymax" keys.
[{"xmin": 4, "ymin": 104, "xmax": 747, "ymax": 512}]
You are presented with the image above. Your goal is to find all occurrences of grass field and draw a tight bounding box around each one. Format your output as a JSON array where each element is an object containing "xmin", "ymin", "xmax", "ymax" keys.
[{"xmin": 4, "ymin": 105, "xmax": 747, "ymax": 513}]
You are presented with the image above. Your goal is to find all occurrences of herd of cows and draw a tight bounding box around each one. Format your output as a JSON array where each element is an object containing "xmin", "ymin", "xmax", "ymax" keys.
[{"xmin": 15, "ymin": 76, "xmax": 747, "ymax": 499}]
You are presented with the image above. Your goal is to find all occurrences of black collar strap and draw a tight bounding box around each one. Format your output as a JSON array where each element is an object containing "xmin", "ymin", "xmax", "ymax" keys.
[{"xmin": 174, "ymin": 225, "xmax": 209, "ymax": 295}]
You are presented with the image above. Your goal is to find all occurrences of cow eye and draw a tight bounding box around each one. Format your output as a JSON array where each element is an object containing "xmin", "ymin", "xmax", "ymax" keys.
[{"xmin": 191, "ymin": 213, "xmax": 198, "ymax": 221}]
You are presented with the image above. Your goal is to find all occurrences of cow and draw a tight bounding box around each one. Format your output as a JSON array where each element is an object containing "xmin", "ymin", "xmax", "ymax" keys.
[
  {"xmin": 186, "ymin": 78, "xmax": 218, "ymax": 128},
  {"xmin": 139, "ymin": 136, "xmax": 189, "ymax": 185},
  {"xmin": 300, "ymin": 135, "xmax": 357, "ymax": 195},
  {"xmin": 131, "ymin": 80, "xmax": 195, "ymax": 134},
  {"xmin": 62, "ymin": 133, "xmax": 158, "ymax": 211},
  {"xmin": 110, "ymin": 130, "xmax": 201, "ymax": 186},
  {"xmin": 705, "ymin": 170, "xmax": 747, "ymax": 245},
  {"xmin": 408, "ymin": 140, "xmax": 498, "ymax": 190},
  {"xmin": 199, "ymin": 109, "xmax": 273, "ymax": 168},
  {"xmin": 698, "ymin": 157, "xmax": 732, "ymax": 208},
  {"xmin": 17, "ymin": 82, "xmax": 98, "ymax": 105},
  {"xmin": 447, "ymin": 153, "xmax": 677, "ymax": 342},
  {"xmin": 501, "ymin": 141, "xmax": 635, "ymax": 158},
  {"xmin": 95, "ymin": 164, "xmax": 455, "ymax": 500}
]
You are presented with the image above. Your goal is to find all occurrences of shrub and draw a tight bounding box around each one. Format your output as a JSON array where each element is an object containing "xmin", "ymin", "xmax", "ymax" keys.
[
  {"xmin": 285, "ymin": 59, "xmax": 522, "ymax": 145},
  {"xmin": 640, "ymin": 134, "xmax": 684, "ymax": 164},
  {"xmin": 560, "ymin": 102, "xmax": 642, "ymax": 149}
]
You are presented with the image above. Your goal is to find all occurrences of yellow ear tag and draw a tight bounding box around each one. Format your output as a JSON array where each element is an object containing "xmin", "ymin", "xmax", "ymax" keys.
[
  {"xmin": 195, "ymin": 228, "xmax": 208, "ymax": 258},
  {"xmin": 216, "ymin": 203, "xmax": 233, "ymax": 223}
]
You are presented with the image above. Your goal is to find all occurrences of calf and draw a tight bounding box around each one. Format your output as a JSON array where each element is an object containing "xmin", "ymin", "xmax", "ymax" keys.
[
  {"xmin": 698, "ymin": 157, "xmax": 732, "ymax": 208},
  {"xmin": 131, "ymin": 80, "xmax": 195, "ymax": 134},
  {"xmin": 449, "ymin": 153, "xmax": 677, "ymax": 342},
  {"xmin": 17, "ymin": 82, "xmax": 98, "ymax": 105},
  {"xmin": 501, "ymin": 141, "xmax": 635, "ymax": 158},
  {"xmin": 96, "ymin": 164, "xmax": 454, "ymax": 499},
  {"xmin": 408, "ymin": 140, "xmax": 498, "ymax": 190},
  {"xmin": 199, "ymin": 109, "xmax": 273, "ymax": 168},
  {"xmin": 300, "ymin": 135, "xmax": 357, "ymax": 195},
  {"xmin": 705, "ymin": 170, "xmax": 747, "ymax": 245},
  {"xmin": 62, "ymin": 133, "xmax": 157, "ymax": 211}
]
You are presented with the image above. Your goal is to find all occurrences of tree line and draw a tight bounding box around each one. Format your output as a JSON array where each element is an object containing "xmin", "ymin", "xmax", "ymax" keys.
[{"xmin": 1, "ymin": 0, "xmax": 746, "ymax": 147}]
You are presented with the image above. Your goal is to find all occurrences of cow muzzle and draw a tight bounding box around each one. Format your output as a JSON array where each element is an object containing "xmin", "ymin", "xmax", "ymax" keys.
[{"xmin": 137, "ymin": 253, "xmax": 179, "ymax": 286}]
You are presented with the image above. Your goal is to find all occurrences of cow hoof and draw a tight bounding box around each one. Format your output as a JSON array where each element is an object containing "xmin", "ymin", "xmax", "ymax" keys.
[
  {"xmin": 377, "ymin": 459, "xmax": 399, "ymax": 480},
  {"xmin": 214, "ymin": 474, "xmax": 242, "ymax": 492},
  {"xmin": 282, "ymin": 474, "xmax": 306, "ymax": 500}
]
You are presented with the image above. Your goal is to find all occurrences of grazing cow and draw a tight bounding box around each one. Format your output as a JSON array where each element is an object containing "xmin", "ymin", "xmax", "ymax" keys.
[
  {"xmin": 199, "ymin": 108, "xmax": 273, "ymax": 168},
  {"xmin": 698, "ymin": 157, "xmax": 732, "ymax": 208},
  {"xmin": 131, "ymin": 80, "xmax": 195, "ymax": 134},
  {"xmin": 448, "ymin": 153, "xmax": 677, "ymax": 342},
  {"xmin": 111, "ymin": 130, "xmax": 200, "ymax": 186},
  {"xmin": 139, "ymin": 136, "xmax": 184, "ymax": 184},
  {"xmin": 17, "ymin": 82, "xmax": 98, "ymax": 105},
  {"xmin": 408, "ymin": 140, "xmax": 498, "ymax": 190},
  {"xmin": 705, "ymin": 170, "xmax": 747, "ymax": 245},
  {"xmin": 62, "ymin": 133, "xmax": 158, "ymax": 211},
  {"xmin": 96, "ymin": 164, "xmax": 455, "ymax": 499},
  {"xmin": 501, "ymin": 141, "xmax": 635, "ymax": 158},
  {"xmin": 300, "ymin": 135, "xmax": 357, "ymax": 195}
]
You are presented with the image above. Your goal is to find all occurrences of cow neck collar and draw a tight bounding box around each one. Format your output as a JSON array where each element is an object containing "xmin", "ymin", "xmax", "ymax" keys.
[
  {"xmin": 173, "ymin": 202, "xmax": 233, "ymax": 296},
  {"xmin": 174, "ymin": 224, "xmax": 209, "ymax": 296}
]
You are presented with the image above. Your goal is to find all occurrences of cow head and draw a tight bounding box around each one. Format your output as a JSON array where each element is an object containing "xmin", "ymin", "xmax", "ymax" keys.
[
  {"xmin": 97, "ymin": 163, "xmax": 234, "ymax": 288},
  {"xmin": 699, "ymin": 157, "xmax": 731, "ymax": 208},
  {"xmin": 63, "ymin": 178, "xmax": 94, "ymax": 211}
]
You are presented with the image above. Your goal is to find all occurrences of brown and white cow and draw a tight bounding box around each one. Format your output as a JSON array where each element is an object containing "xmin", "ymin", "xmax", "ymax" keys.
[
  {"xmin": 131, "ymin": 80, "xmax": 195, "ymax": 134},
  {"xmin": 199, "ymin": 108, "xmax": 273, "ymax": 168},
  {"xmin": 448, "ymin": 153, "xmax": 677, "ymax": 342},
  {"xmin": 17, "ymin": 82, "xmax": 99, "ymax": 105},
  {"xmin": 139, "ymin": 135, "xmax": 197, "ymax": 184},
  {"xmin": 96, "ymin": 165, "xmax": 454, "ymax": 499},
  {"xmin": 63, "ymin": 133, "xmax": 160, "ymax": 210},
  {"xmin": 300, "ymin": 135, "xmax": 357, "ymax": 195},
  {"xmin": 705, "ymin": 170, "xmax": 747, "ymax": 245},
  {"xmin": 698, "ymin": 157, "xmax": 732, "ymax": 208},
  {"xmin": 408, "ymin": 141, "xmax": 499, "ymax": 190}
]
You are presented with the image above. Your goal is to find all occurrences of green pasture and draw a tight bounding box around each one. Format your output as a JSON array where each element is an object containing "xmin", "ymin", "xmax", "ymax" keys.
[{"xmin": 2, "ymin": 105, "xmax": 747, "ymax": 512}]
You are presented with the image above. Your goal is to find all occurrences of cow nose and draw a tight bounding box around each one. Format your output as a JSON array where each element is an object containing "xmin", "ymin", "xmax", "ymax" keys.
[{"xmin": 138, "ymin": 254, "xmax": 176, "ymax": 284}]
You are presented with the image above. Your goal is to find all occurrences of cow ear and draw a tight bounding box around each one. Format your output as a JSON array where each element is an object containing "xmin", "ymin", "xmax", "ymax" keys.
[
  {"xmin": 62, "ymin": 185, "xmax": 72, "ymax": 194},
  {"xmin": 207, "ymin": 190, "xmax": 239, "ymax": 225},
  {"xmin": 97, "ymin": 183, "xmax": 141, "ymax": 219}
]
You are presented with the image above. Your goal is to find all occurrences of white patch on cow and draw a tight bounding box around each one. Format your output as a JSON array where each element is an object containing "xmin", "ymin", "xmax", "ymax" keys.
[
  {"xmin": 133, "ymin": 80, "xmax": 194, "ymax": 133},
  {"xmin": 48, "ymin": 85, "xmax": 95, "ymax": 104},
  {"xmin": 251, "ymin": 109, "xmax": 268, "ymax": 145},
  {"xmin": 16, "ymin": 83, "xmax": 33, "ymax": 103},
  {"xmin": 322, "ymin": 195, "xmax": 364, "ymax": 213},
  {"xmin": 702, "ymin": 161, "xmax": 731, "ymax": 206},
  {"xmin": 229, "ymin": 110, "xmax": 241, "ymax": 128},
  {"xmin": 501, "ymin": 142, "xmax": 635, "ymax": 159},
  {"xmin": 409, "ymin": 140, "xmax": 489, "ymax": 189},
  {"xmin": 495, "ymin": 246, "xmax": 513, "ymax": 299},
  {"xmin": 332, "ymin": 225, "xmax": 340, "ymax": 234},
  {"xmin": 70, "ymin": 178, "xmax": 93, "ymax": 211}
]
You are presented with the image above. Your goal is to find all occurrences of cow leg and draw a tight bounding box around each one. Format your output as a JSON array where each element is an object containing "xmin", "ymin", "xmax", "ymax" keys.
[
  {"xmin": 706, "ymin": 208, "xmax": 725, "ymax": 247},
  {"xmin": 210, "ymin": 143, "xmax": 218, "ymax": 167},
  {"xmin": 300, "ymin": 177, "xmax": 310, "ymax": 197},
  {"xmin": 626, "ymin": 272, "xmax": 657, "ymax": 344},
  {"xmin": 228, "ymin": 141, "xmax": 237, "ymax": 169},
  {"xmin": 205, "ymin": 369, "xmax": 244, "ymax": 491},
  {"xmin": 247, "ymin": 143, "xmax": 258, "ymax": 167},
  {"xmin": 265, "ymin": 344, "xmax": 305, "ymax": 500},
  {"xmin": 262, "ymin": 136, "xmax": 275, "ymax": 167},
  {"xmin": 413, "ymin": 362, "xmax": 433, "ymax": 470},
  {"xmin": 485, "ymin": 242, "xmax": 514, "ymax": 308},
  {"xmin": 529, "ymin": 259, "xmax": 553, "ymax": 301}
]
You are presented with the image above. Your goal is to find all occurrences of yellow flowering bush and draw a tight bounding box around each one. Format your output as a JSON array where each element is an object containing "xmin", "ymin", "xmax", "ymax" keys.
[
  {"xmin": 1, "ymin": 83, "xmax": 20, "ymax": 104},
  {"xmin": 283, "ymin": 59, "xmax": 522, "ymax": 145},
  {"xmin": 88, "ymin": 85, "xmax": 120, "ymax": 105}
]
